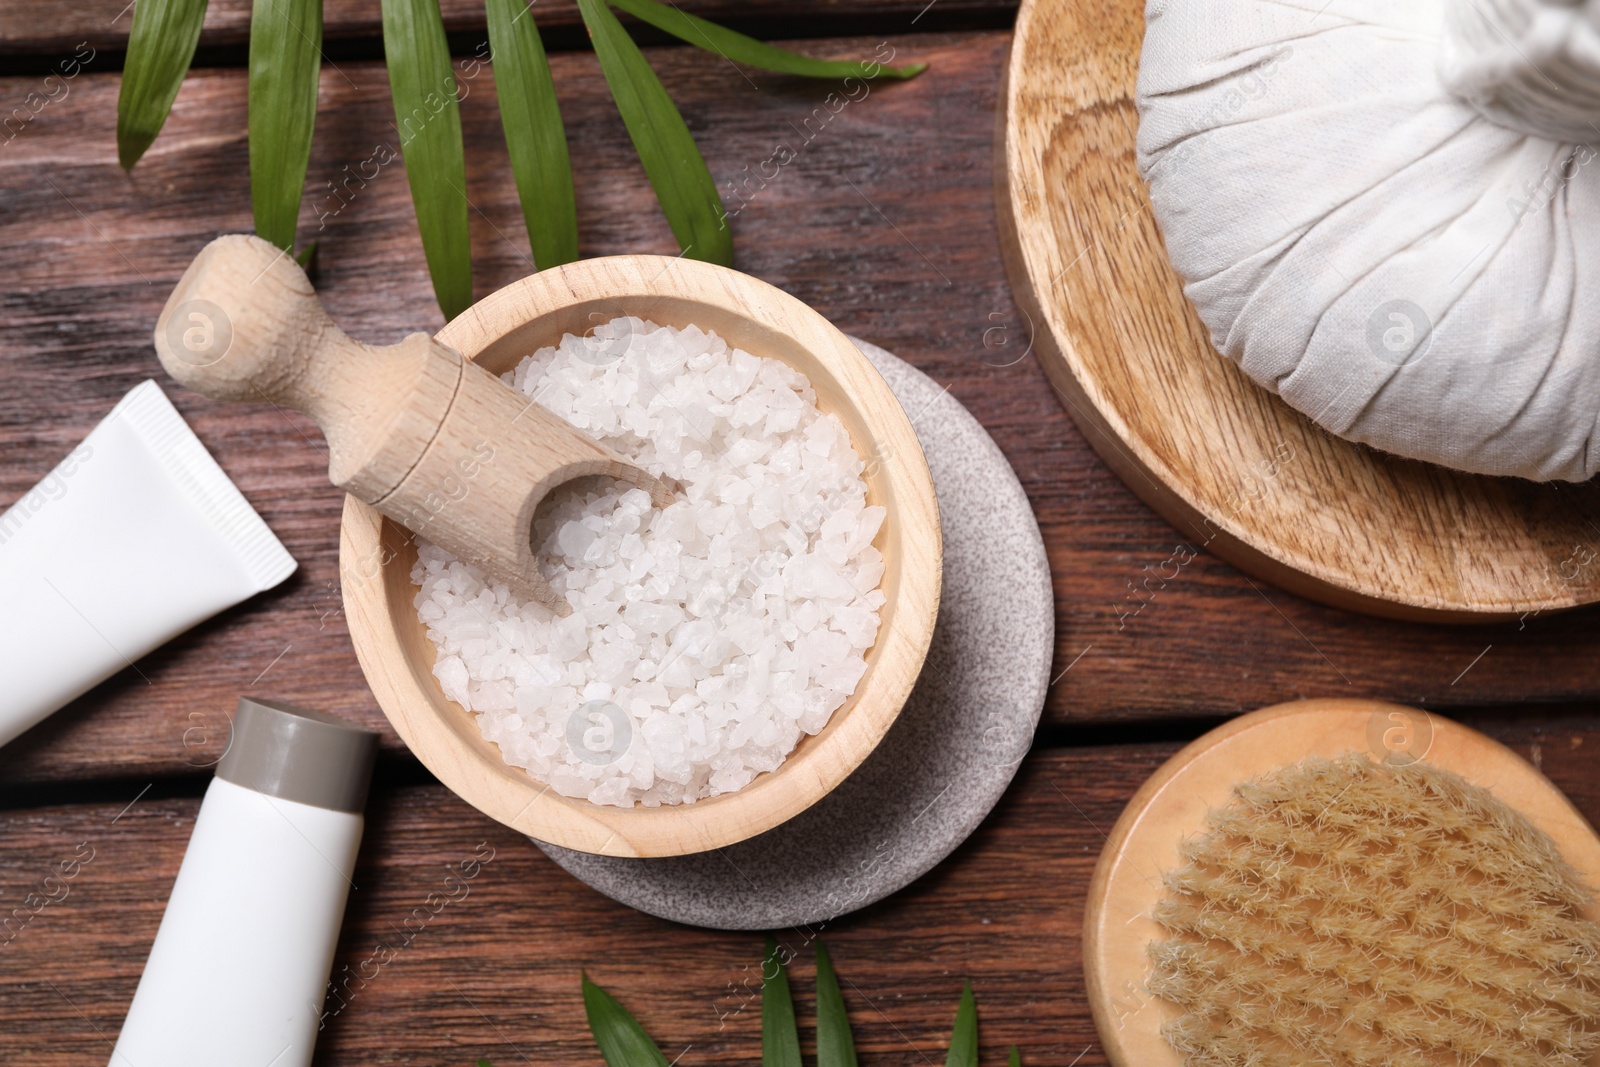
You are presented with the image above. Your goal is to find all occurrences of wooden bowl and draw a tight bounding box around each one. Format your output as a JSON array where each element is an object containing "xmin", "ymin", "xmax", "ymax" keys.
[
  {"xmin": 339, "ymin": 256, "xmax": 942, "ymax": 858},
  {"xmin": 998, "ymin": 0, "xmax": 1600, "ymax": 622},
  {"xmin": 1084, "ymin": 698, "xmax": 1600, "ymax": 1066}
]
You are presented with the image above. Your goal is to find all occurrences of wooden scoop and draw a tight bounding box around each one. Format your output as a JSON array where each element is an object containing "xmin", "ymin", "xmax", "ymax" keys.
[{"xmin": 153, "ymin": 234, "xmax": 673, "ymax": 615}]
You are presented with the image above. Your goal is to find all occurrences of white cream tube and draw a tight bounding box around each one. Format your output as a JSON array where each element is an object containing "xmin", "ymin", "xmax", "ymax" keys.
[
  {"xmin": 0, "ymin": 380, "xmax": 295, "ymax": 746},
  {"xmin": 110, "ymin": 698, "xmax": 377, "ymax": 1067}
]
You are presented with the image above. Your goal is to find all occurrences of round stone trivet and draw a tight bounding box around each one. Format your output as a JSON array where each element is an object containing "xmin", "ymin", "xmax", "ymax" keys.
[{"xmin": 534, "ymin": 339, "xmax": 1055, "ymax": 929}]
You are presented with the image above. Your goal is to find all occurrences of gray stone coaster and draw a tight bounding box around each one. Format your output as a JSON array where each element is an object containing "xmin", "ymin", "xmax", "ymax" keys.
[{"xmin": 534, "ymin": 339, "xmax": 1055, "ymax": 930}]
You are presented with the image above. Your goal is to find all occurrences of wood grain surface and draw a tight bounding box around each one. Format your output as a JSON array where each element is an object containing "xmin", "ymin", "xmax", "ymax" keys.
[
  {"xmin": 1, "ymin": 31, "xmax": 1599, "ymax": 788},
  {"xmin": 6, "ymin": 8, "xmax": 1600, "ymax": 1066},
  {"xmin": 998, "ymin": 0, "xmax": 1600, "ymax": 621},
  {"xmin": 0, "ymin": 748, "xmax": 1118, "ymax": 1067},
  {"xmin": 1, "ymin": 719, "xmax": 1596, "ymax": 1066},
  {"xmin": 0, "ymin": 0, "xmax": 1019, "ymax": 58}
]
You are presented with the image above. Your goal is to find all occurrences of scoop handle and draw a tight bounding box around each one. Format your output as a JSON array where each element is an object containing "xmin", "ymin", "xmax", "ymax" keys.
[
  {"xmin": 152, "ymin": 234, "xmax": 677, "ymax": 615},
  {"xmin": 153, "ymin": 233, "xmax": 462, "ymax": 499}
]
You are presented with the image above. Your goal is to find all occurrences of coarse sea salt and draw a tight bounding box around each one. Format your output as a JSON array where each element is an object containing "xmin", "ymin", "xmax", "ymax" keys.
[{"xmin": 411, "ymin": 317, "xmax": 887, "ymax": 807}]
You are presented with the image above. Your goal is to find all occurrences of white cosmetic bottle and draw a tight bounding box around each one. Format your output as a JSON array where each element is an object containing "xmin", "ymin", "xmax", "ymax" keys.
[{"xmin": 109, "ymin": 697, "xmax": 378, "ymax": 1067}]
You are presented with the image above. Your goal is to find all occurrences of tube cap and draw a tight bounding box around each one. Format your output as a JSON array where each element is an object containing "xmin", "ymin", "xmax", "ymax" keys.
[{"xmin": 216, "ymin": 698, "xmax": 379, "ymax": 813}]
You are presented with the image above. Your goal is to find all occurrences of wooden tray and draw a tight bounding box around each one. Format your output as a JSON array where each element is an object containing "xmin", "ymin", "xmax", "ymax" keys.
[
  {"xmin": 1083, "ymin": 698, "xmax": 1600, "ymax": 1067},
  {"xmin": 996, "ymin": 0, "xmax": 1600, "ymax": 622}
]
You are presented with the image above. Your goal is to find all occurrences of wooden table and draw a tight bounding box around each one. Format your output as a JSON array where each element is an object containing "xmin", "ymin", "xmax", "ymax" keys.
[{"xmin": 3, "ymin": 4, "xmax": 1598, "ymax": 1064}]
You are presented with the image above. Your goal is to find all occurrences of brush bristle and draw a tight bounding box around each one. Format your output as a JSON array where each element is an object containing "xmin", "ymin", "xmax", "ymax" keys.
[{"xmin": 1148, "ymin": 753, "xmax": 1600, "ymax": 1067}]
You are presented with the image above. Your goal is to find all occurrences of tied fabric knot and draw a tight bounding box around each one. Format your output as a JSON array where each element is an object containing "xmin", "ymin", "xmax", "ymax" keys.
[
  {"xmin": 1136, "ymin": 0, "xmax": 1600, "ymax": 481},
  {"xmin": 1441, "ymin": 0, "xmax": 1600, "ymax": 144}
]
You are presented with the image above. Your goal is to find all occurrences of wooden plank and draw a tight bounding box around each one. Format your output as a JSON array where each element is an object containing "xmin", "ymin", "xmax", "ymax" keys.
[
  {"xmin": 2, "ymin": 719, "xmax": 1596, "ymax": 1065},
  {"xmin": 0, "ymin": 748, "xmax": 1121, "ymax": 1066},
  {"xmin": 1, "ymin": 33, "xmax": 1598, "ymax": 786},
  {"xmin": 0, "ymin": 0, "xmax": 1019, "ymax": 59}
]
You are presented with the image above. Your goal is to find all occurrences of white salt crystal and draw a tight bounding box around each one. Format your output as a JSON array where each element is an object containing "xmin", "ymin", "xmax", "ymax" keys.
[
  {"xmin": 435, "ymin": 655, "xmax": 470, "ymax": 706},
  {"xmin": 410, "ymin": 318, "xmax": 885, "ymax": 807}
]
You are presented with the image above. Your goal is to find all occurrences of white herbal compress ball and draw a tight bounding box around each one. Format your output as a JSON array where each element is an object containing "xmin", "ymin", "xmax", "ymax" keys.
[{"xmin": 1137, "ymin": 0, "xmax": 1600, "ymax": 481}]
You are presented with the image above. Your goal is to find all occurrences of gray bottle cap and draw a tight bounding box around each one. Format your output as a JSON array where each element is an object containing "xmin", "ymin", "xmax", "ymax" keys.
[{"xmin": 216, "ymin": 698, "xmax": 379, "ymax": 813}]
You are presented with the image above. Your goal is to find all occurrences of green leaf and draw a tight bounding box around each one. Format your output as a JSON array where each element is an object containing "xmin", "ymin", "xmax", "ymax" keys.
[
  {"xmin": 583, "ymin": 974, "xmax": 673, "ymax": 1067},
  {"xmin": 248, "ymin": 0, "xmax": 322, "ymax": 251},
  {"xmin": 1008, "ymin": 1046, "xmax": 1020, "ymax": 1067},
  {"xmin": 814, "ymin": 942, "xmax": 858, "ymax": 1067},
  {"xmin": 575, "ymin": 0, "xmax": 731, "ymax": 265},
  {"xmin": 946, "ymin": 983, "xmax": 977, "ymax": 1067},
  {"xmin": 484, "ymin": 0, "xmax": 577, "ymax": 269},
  {"xmin": 609, "ymin": 0, "xmax": 925, "ymax": 80},
  {"xmin": 117, "ymin": 0, "xmax": 209, "ymax": 168},
  {"xmin": 381, "ymin": 0, "xmax": 473, "ymax": 319},
  {"xmin": 761, "ymin": 939, "xmax": 801, "ymax": 1067}
]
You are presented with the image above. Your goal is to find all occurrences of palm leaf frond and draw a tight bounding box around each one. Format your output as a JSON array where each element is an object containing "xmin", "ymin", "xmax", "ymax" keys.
[
  {"xmin": 576, "ymin": 0, "xmax": 732, "ymax": 265},
  {"xmin": 610, "ymin": 0, "xmax": 926, "ymax": 80},
  {"xmin": 118, "ymin": 0, "xmax": 209, "ymax": 168},
  {"xmin": 485, "ymin": 0, "xmax": 578, "ymax": 268},
  {"xmin": 248, "ymin": 0, "xmax": 322, "ymax": 250},
  {"xmin": 382, "ymin": 0, "xmax": 473, "ymax": 318}
]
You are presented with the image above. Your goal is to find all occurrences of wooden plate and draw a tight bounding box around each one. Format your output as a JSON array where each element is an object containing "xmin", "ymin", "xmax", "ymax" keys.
[
  {"xmin": 996, "ymin": 0, "xmax": 1600, "ymax": 621},
  {"xmin": 1083, "ymin": 698, "xmax": 1600, "ymax": 1067}
]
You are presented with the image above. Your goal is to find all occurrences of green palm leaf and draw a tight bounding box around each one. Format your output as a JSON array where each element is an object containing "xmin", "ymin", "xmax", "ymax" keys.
[
  {"xmin": 583, "ymin": 974, "xmax": 673, "ymax": 1067},
  {"xmin": 248, "ymin": 0, "xmax": 322, "ymax": 251},
  {"xmin": 571, "ymin": 948, "xmax": 1013, "ymax": 1067},
  {"xmin": 761, "ymin": 939, "xmax": 802, "ymax": 1067},
  {"xmin": 814, "ymin": 942, "xmax": 858, "ymax": 1067},
  {"xmin": 381, "ymin": 0, "xmax": 472, "ymax": 318},
  {"xmin": 609, "ymin": 0, "xmax": 925, "ymax": 80},
  {"xmin": 575, "ymin": 0, "xmax": 731, "ymax": 265},
  {"xmin": 117, "ymin": 0, "xmax": 209, "ymax": 168},
  {"xmin": 484, "ymin": 0, "xmax": 578, "ymax": 269},
  {"xmin": 946, "ymin": 983, "xmax": 977, "ymax": 1067}
]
